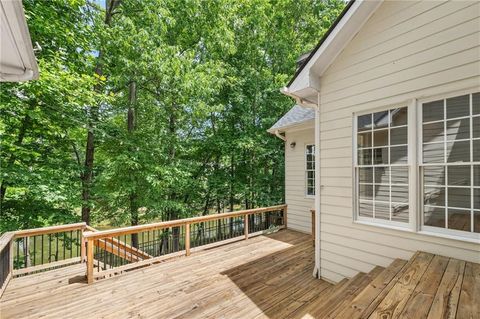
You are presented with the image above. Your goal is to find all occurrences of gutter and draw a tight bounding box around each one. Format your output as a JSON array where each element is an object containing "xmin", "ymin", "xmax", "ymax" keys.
[
  {"xmin": 273, "ymin": 130, "xmax": 286, "ymax": 141},
  {"xmin": 280, "ymin": 87, "xmax": 317, "ymax": 108}
]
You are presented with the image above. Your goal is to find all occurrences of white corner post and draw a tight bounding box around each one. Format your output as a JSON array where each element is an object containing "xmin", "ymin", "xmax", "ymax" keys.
[{"xmin": 313, "ymin": 91, "xmax": 321, "ymax": 278}]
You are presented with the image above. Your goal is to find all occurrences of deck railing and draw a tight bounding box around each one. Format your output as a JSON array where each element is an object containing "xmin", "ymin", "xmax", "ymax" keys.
[
  {"xmin": 83, "ymin": 204, "xmax": 287, "ymax": 283},
  {"xmin": 0, "ymin": 222, "xmax": 87, "ymax": 297}
]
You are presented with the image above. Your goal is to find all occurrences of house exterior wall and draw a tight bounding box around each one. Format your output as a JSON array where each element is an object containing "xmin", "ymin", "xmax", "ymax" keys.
[
  {"xmin": 285, "ymin": 126, "xmax": 315, "ymax": 234},
  {"xmin": 317, "ymin": 0, "xmax": 480, "ymax": 283}
]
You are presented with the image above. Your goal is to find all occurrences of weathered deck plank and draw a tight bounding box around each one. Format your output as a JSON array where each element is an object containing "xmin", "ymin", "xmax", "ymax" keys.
[{"xmin": 0, "ymin": 230, "xmax": 478, "ymax": 319}]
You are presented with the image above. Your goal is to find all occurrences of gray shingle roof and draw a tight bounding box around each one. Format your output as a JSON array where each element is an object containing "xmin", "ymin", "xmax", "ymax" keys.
[{"xmin": 268, "ymin": 105, "xmax": 315, "ymax": 132}]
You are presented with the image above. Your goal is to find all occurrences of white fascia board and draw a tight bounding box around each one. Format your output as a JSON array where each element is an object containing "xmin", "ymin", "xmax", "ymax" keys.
[
  {"xmin": 0, "ymin": 0, "xmax": 39, "ymax": 82},
  {"xmin": 285, "ymin": 0, "xmax": 382, "ymax": 101},
  {"xmin": 267, "ymin": 119, "xmax": 315, "ymax": 134}
]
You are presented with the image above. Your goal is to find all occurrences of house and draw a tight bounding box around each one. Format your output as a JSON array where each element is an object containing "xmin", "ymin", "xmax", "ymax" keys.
[
  {"xmin": 0, "ymin": 0, "xmax": 38, "ymax": 81},
  {"xmin": 268, "ymin": 105, "xmax": 315, "ymax": 234},
  {"xmin": 275, "ymin": 0, "xmax": 480, "ymax": 283}
]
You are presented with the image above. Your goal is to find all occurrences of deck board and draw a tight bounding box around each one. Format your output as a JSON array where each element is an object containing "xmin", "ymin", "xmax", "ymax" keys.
[{"xmin": 0, "ymin": 229, "xmax": 478, "ymax": 319}]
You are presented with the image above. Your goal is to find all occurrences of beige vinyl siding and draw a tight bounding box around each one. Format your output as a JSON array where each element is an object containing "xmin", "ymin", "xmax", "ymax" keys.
[
  {"xmin": 285, "ymin": 127, "xmax": 315, "ymax": 233},
  {"xmin": 317, "ymin": 0, "xmax": 480, "ymax": 282}
]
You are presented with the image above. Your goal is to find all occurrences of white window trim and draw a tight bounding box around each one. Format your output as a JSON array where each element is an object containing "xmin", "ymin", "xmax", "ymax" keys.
[
  {"xmin": 352, "ymin": 88, "xmax": 480, "ymax": 244},
  {"xmin": 353, "ymin": 101, "xmax": 413, "ymax": 229},
  {"xmin": 417, "ymin": 89, "xmax": 480, "ymax": 242},
  {"xmin": 305, "ymin": 144, "xmax": 315, "ymax": 198}
]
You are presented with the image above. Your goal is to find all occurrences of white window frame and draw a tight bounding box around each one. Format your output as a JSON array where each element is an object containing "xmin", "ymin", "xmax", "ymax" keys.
[
  {"xmin": 305, "ymin": 144, "xmax": 315, "ymax": 198},
  {"xmin": 353, "ymin": 102, "xmax": 415, "ymax": 230},
  {"xmin": 352, "ymin": 88, "xmax": 480, "ymax": 244},
  {"xmin": 417, "ymin": 89, "xmax": 480, "ymax": 242}
]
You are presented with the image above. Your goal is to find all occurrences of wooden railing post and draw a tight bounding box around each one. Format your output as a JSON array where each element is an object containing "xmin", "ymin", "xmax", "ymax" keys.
[
  {"xmin": 244, "ymin": 214, "xmax": 249, "ymax": 240},
  {"xmin": 185, "ymin": 223, "xmax": 190, "ymax": 256},
  {"xmin": 80, "ymin": 228, "xmax": 86, "ymax": 263},
  {"xmin": 86, "ymin": 239, "xmax": 94, "ymax": 284}
]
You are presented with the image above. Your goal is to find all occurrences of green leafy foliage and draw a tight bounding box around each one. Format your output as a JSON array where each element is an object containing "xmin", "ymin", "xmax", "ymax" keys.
[{"xmin": 0, "ymin": 0, "xmax": 345, "ymax": 231}]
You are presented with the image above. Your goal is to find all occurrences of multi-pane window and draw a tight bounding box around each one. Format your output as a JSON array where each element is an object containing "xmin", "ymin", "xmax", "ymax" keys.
[
  {"xmin": 306, "ymin": 145, "xmax": 315, "ymax": 196},
  {"xmin": 355, "ymin": 107, "xmax": 409, "ymax": 223},
  {"xmin": 421, "ymin": 92, "xmax": 480, "ymax": 234}
]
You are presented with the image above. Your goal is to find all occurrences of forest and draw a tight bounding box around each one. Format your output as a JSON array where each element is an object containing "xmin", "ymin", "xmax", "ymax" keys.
[{"xmin": 0, "ymin": 0, "xmax": 345, "ymax": 232}]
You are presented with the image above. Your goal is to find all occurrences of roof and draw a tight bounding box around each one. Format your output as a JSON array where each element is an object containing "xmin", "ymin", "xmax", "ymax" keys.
[
  {"xmin": 283, "ymin": 0, "xmax": 382, "ymax": 106},
  {"xmin": 0, "ymin": 0, "xmax": 39, "ymax": 82},
  {"xmin": 287, "ymin": 0, "xmax": 356, "ymax": 87},
  {"xmin": 268, "ymin": 105, "xmax": 315, "ymax": 133}
]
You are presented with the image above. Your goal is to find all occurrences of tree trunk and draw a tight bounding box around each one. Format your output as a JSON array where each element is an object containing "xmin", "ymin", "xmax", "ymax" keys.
[
  {"xmin": 80, "ymin": 0, "xmax": 121, "ymax": 225},
  {"xmin": 0, "ymin": 102, "xmax": 33, "ymax": 209},
  {"xmin": 127, "ymin": 81, "xmax": 139, "ymax": 248}
]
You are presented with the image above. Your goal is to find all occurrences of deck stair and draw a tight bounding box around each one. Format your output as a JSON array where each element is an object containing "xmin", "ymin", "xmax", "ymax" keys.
[{"xmin": 297, "ymin": 251, "xmax": 479, "ymax": 319}]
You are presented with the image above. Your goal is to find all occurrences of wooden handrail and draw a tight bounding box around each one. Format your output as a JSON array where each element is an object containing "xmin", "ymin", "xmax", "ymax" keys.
[
  {"xmin": 13, "ymin": 222, "xmax": 86, "ymax": 238},
  {"xmin": 0, "ymin": 232, "xmax": 14, "ymax": 253},
  {"xmin": 84, "ymin": 205, "xmax": 287, "ymax": 240}
]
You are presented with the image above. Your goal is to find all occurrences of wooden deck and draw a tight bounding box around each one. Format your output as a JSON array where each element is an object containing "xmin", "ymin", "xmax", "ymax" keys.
[{"xmin": 0, "ymin": 229, "xmax": 478, "ymax": 318}]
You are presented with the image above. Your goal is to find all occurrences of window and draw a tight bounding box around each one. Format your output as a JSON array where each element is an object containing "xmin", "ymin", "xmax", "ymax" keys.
[
  {"xmin": 306, "ymin": 145, "xmax": 315, "ymax": 196},
  {"xmin": 355, "ymin": 106, "xmax": 409, "ymax": 224},
  {"xmin": 421, "ymin": 92, "xmax": 480, "ymax": 235}
]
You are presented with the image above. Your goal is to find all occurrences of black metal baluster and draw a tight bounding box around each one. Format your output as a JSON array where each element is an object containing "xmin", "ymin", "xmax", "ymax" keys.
[
  {"xmin": 41, "ymin": 235, "xmax": 44, "ymax": 265},
  {"xmin": 55, "ymin": 233, "xmax": 59, "ymax": 261},
  {"xmin": 33, "ymin": 236, "xmax": 36, "ymax": 266},
  {"xmin": 48, "ymin": 234, "xmax": 52, "ymax": 263}
]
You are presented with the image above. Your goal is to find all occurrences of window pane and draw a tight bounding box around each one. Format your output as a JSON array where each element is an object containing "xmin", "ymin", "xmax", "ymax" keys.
[
  {"xmin": 359, "ymin": 168, "xmax": 373, "ymax": 183},
  {"xmin": 391, "ymin": 107, "xmax": 407, "ymax": 127},
  {"xmin": 446, "ymin": 94, "xmax": 470, "ymax": 119},
  {"xmin": 473, "ymin": 117, "xmax": 480, "ymax": 138},
  {"xmin": 391, "ymin": 186, "xmax": 408, "ymax": 203},
  {"xmin": 448, "ymin": 166, "xmax": 471, "ymax": 187},
  {"xmin": 358, "ymin": 149, "xmax": 372, "ymax": 165},
  {"xmin": 391, "ymin": 167, "xmax": 408, "ymax": 185},
  {"xmin": 424, "ymin": 166, "xmax": 445, "ymax": 185},
  {"xmin": 423, "ymin": 100, "xmax": 444, "ymax": 122},
  {"xmin": 374, "ymin": 130, "xmax": 388, "ymax": 147},
  {"xmin": 374, "ymin": 185, "xmax": 389, "ymax": 201},
  {"xmin": 474, "ymin": 211, "xmax": 480, "ymax": 233},
  {"xmin": 306, "ymin": 145, "xmax": 315, "ymax": 154},
  {"xmin": 424, "ymin": 187, "xmax": 445, "ymax": 206},
  {"xmin": 474, "ymin": 189, "xmax": 480, "ymax": 210},
  {"xmin": 359, "ymin": 201, "xmax": 373, "ymax": 218},
  {"xmin": 448, "ymin": 187, "xmax": 471, "ymax": 209},
  {"xmin": 374, "ymin": 167, "xmax": 389, "ymax": 184},
  {"xmin": 473, "ymin": 92, "xmax": 480, "ymax": 115},
  {"xmin": 359, "ymin": 184, "xmax": 373, "ymax": 200},
  {"xmin": 307, "ymin": 171, "xmax": 315, "ymax": 180},
  {"xmin": 424, "ymin": 206, "xmax": 445, "ymax": 228},
  {"xmin": 474, "ymin": 165, "xmax": 480, "ymax": 186},
  {"xmin": 391, "ymin": 146, "xmax": 407, "ymax": 164},
  {"xmin": 448, "ymin": 209, "xmax": 471, "ymax": 232},
  {"xmin": 446, "ymin": 141, "xmax": 470, "ymax": 163},
  {"xmin": 373, "ymin": 148, "xmax": 388, "ymax": 165},
  {"xmin": 358, "ymin": 114, "xmax": 372, "ymax": 131},
  {"xmin": 375, "ymin": 202, "xmax": 390, "ymax": 220},
  {"xmin": 392, "ymin": 204, "xmax": 409, "ymax": 222},
  {"xmin": 423, "ymin": 143, "xmax": 444, "ymax": 163},
  {"xmin": 474, "ymin": 140, "xmax": 480, "ymax": 161},
  {"xmin": 391, "ymin": 127, "xmax": 407, "ymax": 145},
  {"xmin": 423, "ymin": 122, "xmax": 444, "ymax": 143},
  {"xmin": 374, "ymin": 111, "xmax": 389, "ymax": 129},
  {"xmin": 446, "ymin": 118, "xmax": 470, "ymax": 141},
  {"xmin": 358, "ymin": 132, "xmax": 372, "ymax": 147}
]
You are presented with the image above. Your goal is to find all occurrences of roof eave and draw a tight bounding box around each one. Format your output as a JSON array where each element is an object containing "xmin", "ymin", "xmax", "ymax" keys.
[{"xmin": 285, "ymin": 0, "xmax": 382, "ymax": 101}]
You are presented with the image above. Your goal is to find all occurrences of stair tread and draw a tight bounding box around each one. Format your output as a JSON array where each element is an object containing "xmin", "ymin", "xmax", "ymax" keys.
[
  {"xmin": 334, "ymin": 259, "xmax": 408, "ymax": 319},
  {"xmin": 324, "ymin": 266, "xmax": 385, "ymax": 319}
]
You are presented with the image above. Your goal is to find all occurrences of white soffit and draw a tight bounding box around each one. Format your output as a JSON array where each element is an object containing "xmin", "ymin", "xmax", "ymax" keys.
[
  {"xmin": 0, "ymin": 0, "xmax": 38, "ymax": 82},
  {"xmin": 285, "ymin": 0, "xmax": 383, "ymax": 100}
]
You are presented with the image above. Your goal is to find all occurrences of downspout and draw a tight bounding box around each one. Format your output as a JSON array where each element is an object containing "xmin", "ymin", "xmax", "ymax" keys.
[
  {"xmin": 312, "ymin": 91, "xmax": 321, "ymax": 278},
  {"xmin": 281, "ymin": 86, "xmax": 321, "ymax": 279}
]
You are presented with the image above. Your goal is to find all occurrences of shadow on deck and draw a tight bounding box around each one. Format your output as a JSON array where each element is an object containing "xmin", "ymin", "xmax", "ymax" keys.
[{"xmin": 0, "ymin": 229, "xmax": 328, "ymax": 319}]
